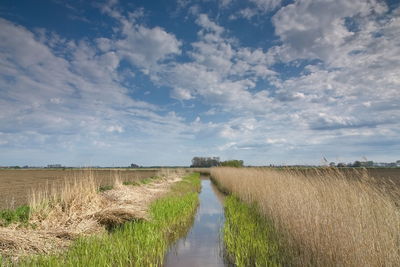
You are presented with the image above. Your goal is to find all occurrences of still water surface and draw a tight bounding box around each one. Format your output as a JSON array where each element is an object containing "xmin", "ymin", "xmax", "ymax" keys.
[{"xmin": 164, "ymin": 177, "xmax": 227, "ymax": 267}]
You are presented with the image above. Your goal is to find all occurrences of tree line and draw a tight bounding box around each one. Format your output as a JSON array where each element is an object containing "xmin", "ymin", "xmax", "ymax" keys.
[{"xmin": 191, "ymin": 157, "xmax": 244, "ymax": 168}]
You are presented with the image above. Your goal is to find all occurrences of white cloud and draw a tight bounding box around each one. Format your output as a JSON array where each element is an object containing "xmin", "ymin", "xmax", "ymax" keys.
[
  {"xmin": 154, "ymin": 14, "xmax": 276, "ymax": 110},
  {"xmin": 263, "ymin": 0, "xmax": 400, "ymax": 139},
  {"xmin": 232, "ymin": 0, "xmax": 282, "ymax": 20},
  {"xmin": 171, "ymin": 87, "xmax": 194, "ymax": 100},
  {"xmin": 220, "ymin": 0, "xmax": 233, "ymax": 8},
  {"xmin": 97, "ymin": 2, "xmax": 182, "ymax": 73},
  {"xmin": 196, "ymin": 14, "xmax": 224, "ymax": 35},
  {"xmin": 116, "ymin": 25, "xmax": 181, "ymax": 71},
  {"xmin": 0, "ymin": 18, "xmax": 191, "ymax": 160},
  {"xmin": 271, "ymin": 0, "xmax": 388, "ymax": 63},
  {"xmin": 107, "ymin": 125, "xmax": 124, "ymax": 133},
  {"xmin": 250, "ymin": 0, "xmax": 282, "ymax": 12},
  {"xmin": 266, "ymin": 138, "xmax": 286, "ymax": 144},
  {"xmin": 50, "ymin": 98, "xmax": 62, "ymax": 104},
  {"xmin": 237, "ymin": 8, "xmax": 258, "ymax": 20},
  {"xmin": 218, "ymin": 142, "xmax": 237, "ymax": 151},
  {"xmin": 1, "ymin": 1, "xmax": 399, "ymax": 165}
]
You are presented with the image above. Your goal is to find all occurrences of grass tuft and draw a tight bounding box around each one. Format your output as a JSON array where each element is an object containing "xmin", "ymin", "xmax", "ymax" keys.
[
  {"xmin": 98, "ymin": 185, "xmax": 113, "ymax": 192},
  {"xmin": 0, "ymin": 205, "xmax": 30, "ymax": 226},
  {"xmin": 123, "ymin": 175, "xmax": 160, "ymax": 186}
]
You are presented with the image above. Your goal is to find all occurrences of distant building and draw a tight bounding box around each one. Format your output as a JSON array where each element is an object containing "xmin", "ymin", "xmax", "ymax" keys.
[{"xmin": 47, "ymin": 164, "xmax": 62, "ymax": 168}]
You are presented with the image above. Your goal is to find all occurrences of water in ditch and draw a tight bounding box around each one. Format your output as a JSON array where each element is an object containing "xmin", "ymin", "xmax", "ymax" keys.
[{"xmin": 164, "ymin": 176, "xmax": 228, "ymax": 266}]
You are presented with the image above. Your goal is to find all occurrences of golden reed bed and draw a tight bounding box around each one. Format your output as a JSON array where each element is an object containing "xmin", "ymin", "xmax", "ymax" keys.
[{"xmin": 211, "ymin": 167, "xmax": 400, "ymax": 266}]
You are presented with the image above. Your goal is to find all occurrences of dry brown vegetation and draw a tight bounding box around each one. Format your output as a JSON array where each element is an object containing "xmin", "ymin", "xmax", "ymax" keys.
[
  {"xmin": 211, "ymin": 167, "xmax": 400, "ymax": 266},
  {"xmin": 0, "ymin": 169, "xmax": 157, "ymax": 209},
  {"xmin": 0, "ymin": 169, "xmax": 184, "ymax": 260}
]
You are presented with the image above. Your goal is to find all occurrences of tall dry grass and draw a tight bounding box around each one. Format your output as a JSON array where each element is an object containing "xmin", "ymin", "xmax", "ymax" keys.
[
  {"xmin": 1, "ymin": 168, "xmax": 189, "ymax": 260},
  {"xmin": 29, "ymin": 169, "xmax": 159, "ymax": 212},
  {"xmin": 211, "ymin": 167, "xmax": 400, "ymax": 266},
  {"xmin": 28, "ymin": 168, "xmax": 185, "ymax": 232},
  {"xmin": 29, "ymin": 170, "xmax": 115, "ymax": 233}
]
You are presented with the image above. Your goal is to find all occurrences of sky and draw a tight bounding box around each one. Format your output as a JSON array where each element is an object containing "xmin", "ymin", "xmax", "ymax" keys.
[{"xmin": 0, "ymin": 0, "xmax": 399, "ymax": 166}]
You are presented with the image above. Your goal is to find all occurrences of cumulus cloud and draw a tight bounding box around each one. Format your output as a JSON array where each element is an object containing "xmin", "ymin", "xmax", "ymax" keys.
[
  {"xmin": 1, "ymin": 0, "xmax": 399, "ymax": 165},
  {"xmin": 271, "ymin": 0, "xmax": 388, "ymax": 63},
  {"xmin": 97, "ymin": 2, "xmax": 182, "ymax": 73},
  {"xmin": 115, "ymin": 25, "xmax": 181, "ymax": 71},
  {"xmin": 196, "ymin": 14, "xmax": 225, "ymax": 35},
  {"xmin": 0, "ymin": 18, "xmax": 190, "ymax": 162},
  {"xmin": 263, "ymin": 0, "xmax": 400, "ymax": 138},
  {"xmin": 155, "ymin": 13, "xmax": 276, "ymax": 113}
]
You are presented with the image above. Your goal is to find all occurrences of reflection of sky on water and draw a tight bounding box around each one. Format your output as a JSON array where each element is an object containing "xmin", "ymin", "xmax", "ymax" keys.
[{"xmin": 164, "ymin": 178, "xmax": 227, "ymax": 267}]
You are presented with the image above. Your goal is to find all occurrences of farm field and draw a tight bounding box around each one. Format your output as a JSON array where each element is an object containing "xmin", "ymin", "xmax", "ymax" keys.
[
  {"xmin": 304, "ymin": 167, "xmax": 400, "ymax": 181},
  {"xmin": 0, "ymin": 169, "xmax": 157, "ymax": 209},
  {"xmin": 365, "ymin": 168, "xmax": 400, "ymax": 184}
]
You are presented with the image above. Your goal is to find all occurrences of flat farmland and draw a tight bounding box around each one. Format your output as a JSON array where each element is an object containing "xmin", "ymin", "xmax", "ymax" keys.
[
  {"xmin": 367, "ymin": 168, "xmax": 400, "ymax": 182},
  {"xmin": 0, "ymin": 169, "xmax": 158, "ymax": 209},
  {"xmin": 288, "ymin": 167, "xmax": 400, "ymax": 184},
  {"xmin": 288, "ymin": 168, "xmax": 400, "ymax": 200}
]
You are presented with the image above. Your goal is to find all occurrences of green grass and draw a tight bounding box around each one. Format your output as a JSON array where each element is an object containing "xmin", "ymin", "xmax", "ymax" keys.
[
  {"xmin": 123, "ymin": 175, "xmax": 160, "ymax": 186},
  {"xmin": 223, "ymin": 196, "xmax": 282, "ymax": 267},
  {"xmin": 98, "ymin": 185, "xmax": 113, "ymax": 192},
  {"xmin": 9, "ymin": 173, "xmax": 201, "ymax": 267},
  {"xmin": 0, "ymin": 205, "xmax": 30, "ymax": 227}
]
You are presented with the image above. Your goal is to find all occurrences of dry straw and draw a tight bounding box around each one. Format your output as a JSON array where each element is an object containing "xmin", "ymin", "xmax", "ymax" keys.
[
  {"xmin": 1, "ymin": 169, "xmax": 186, "ymax": 258},
  {"xmin": 211, "ymin": 167, "xmax": 400, "ymax": 266}
]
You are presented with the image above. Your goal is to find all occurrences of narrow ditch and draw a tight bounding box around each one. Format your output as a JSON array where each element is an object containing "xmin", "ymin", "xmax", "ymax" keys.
[{"xmin": 164, "ymin": 175, "xmax": 228, "ymax": 266}]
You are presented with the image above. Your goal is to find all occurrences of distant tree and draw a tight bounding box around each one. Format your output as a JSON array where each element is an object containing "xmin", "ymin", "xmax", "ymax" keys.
[
  {"xmin": 363, "ymin": 161, "xmax": 374, "ymax": 167},
  {"xmin": 191, "ymin": 157, "xmax": 220, "ymax": 167},
  {"xmin": 352, "ymin": 161, "xmax": 362, "ymax": 167},
  {"xmin": 329, "ymin": 162, "xmax": 336, "ymax": 167},
  {"xmin": 220, "ymin": 160, "xmax": 244, "ymax": 168},
  {"xmin": 130, "ymin": 164, "xmax": 140, "ymax": 168},
  {"xmin": 337, "ymin": 163, "xmax": 346, "ymax": 168}
]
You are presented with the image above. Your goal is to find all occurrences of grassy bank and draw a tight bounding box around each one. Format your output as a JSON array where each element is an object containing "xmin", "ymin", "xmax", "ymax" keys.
[
  {"xmin": 2, "ymin": 173, "xmax": 200, "ymax": 266},
  {"xmin": 212, "ymin": 167, "xmax": 400, "ymax": 266},
  {"xmin": 224, "ymin": 196, "xmax": 282, "ymax": 266}
]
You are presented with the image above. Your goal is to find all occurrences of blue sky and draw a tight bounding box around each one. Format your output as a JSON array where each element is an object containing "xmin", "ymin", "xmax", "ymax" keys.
[{"xmin": 0, "ymin": 0, "xmax": 399, "ymax": 166}]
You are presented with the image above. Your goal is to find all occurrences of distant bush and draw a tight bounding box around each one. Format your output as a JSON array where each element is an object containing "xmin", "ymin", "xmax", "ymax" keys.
[{"xmin": 220, "ymin": 160, "xmax": 244, "ymax": 168}]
